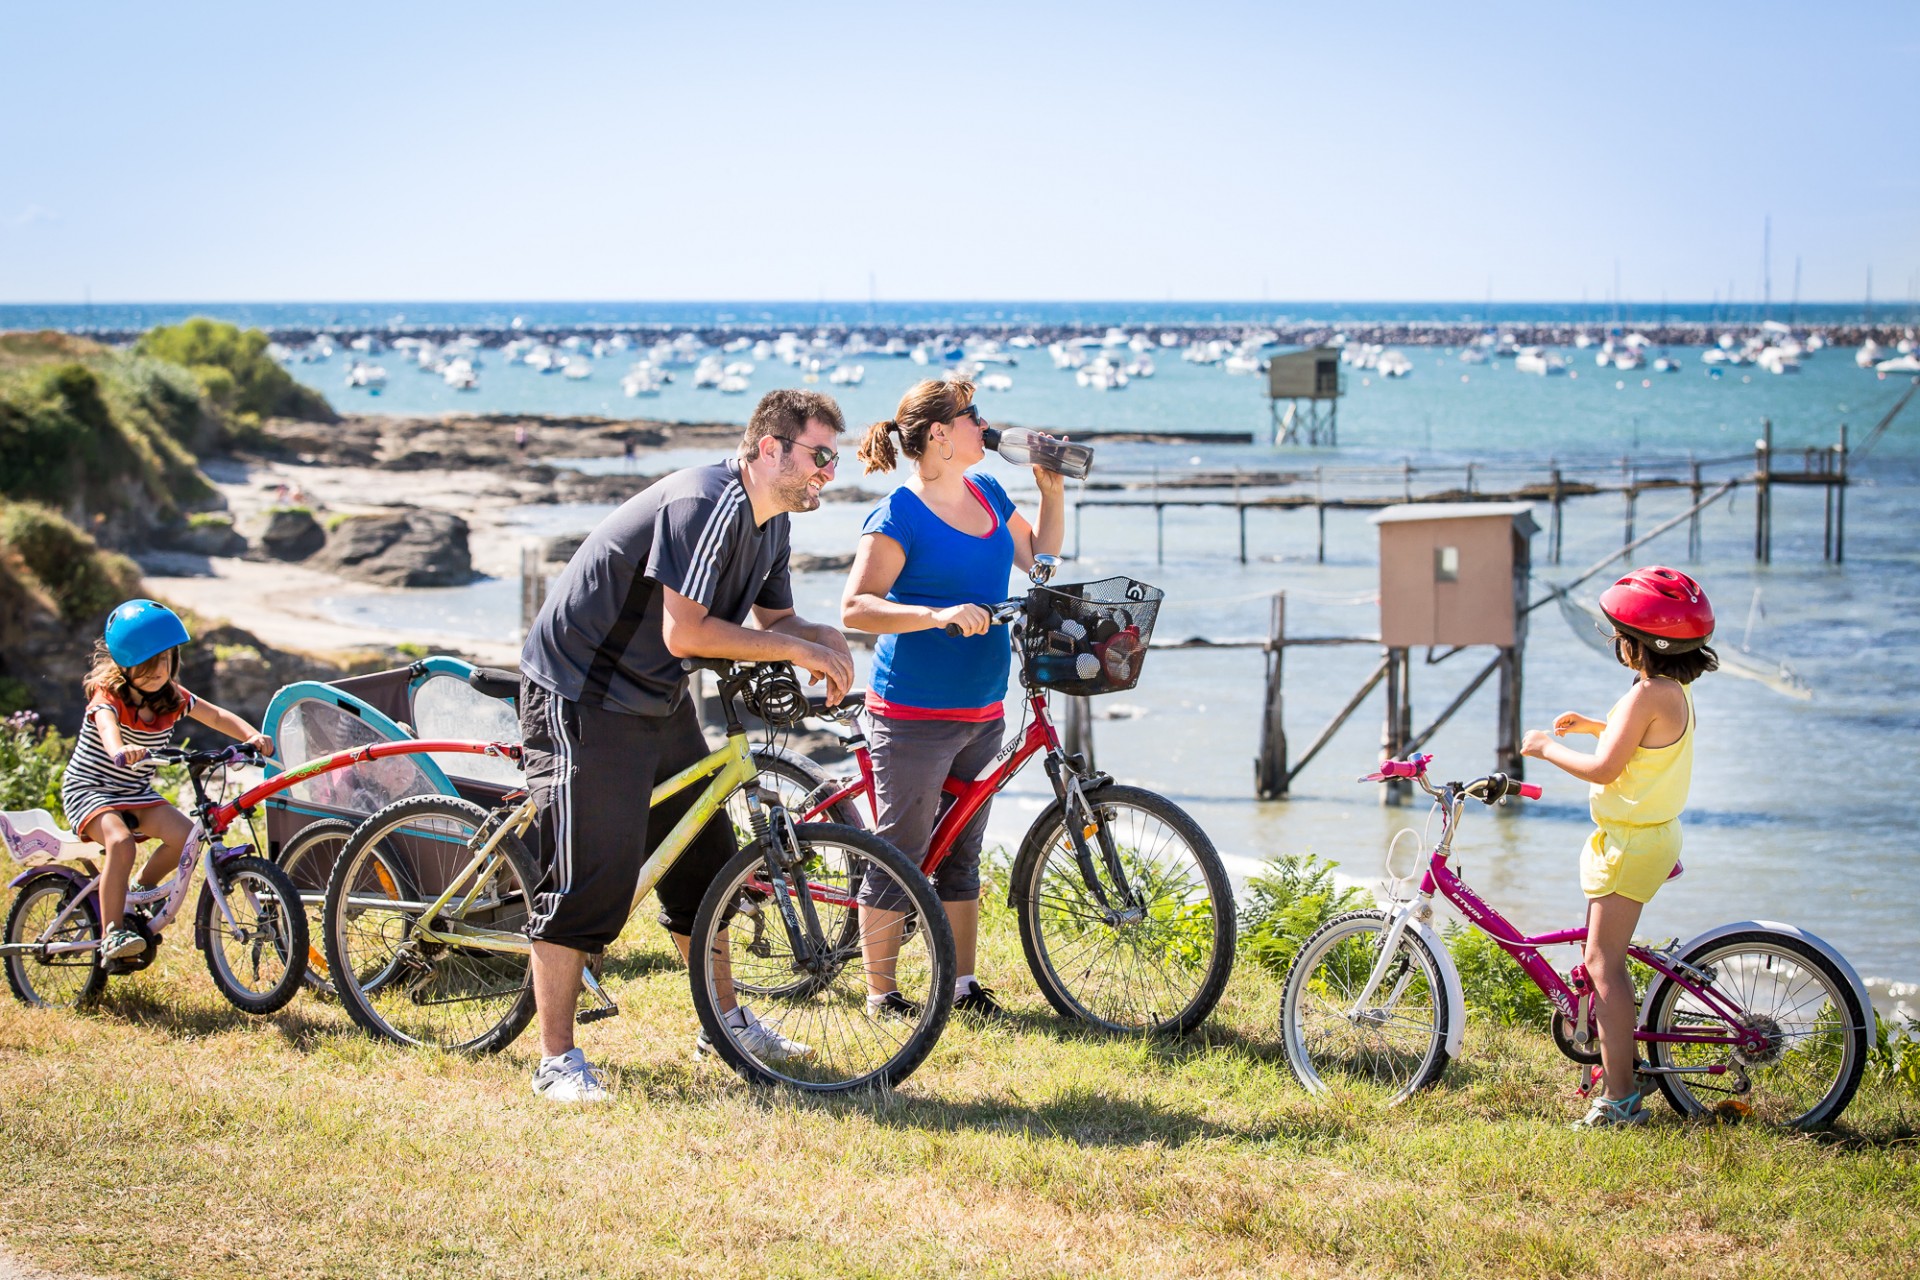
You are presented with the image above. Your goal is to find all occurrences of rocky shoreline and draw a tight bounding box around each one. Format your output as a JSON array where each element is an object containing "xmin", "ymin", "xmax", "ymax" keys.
[{"xmin": 120, "ymin": 410, "xmax": 855, "ymax": 725}]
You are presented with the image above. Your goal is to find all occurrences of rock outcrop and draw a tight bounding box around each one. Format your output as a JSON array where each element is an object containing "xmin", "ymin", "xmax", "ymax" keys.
[
  {"xmin": 315, "ymin": 509, "xmax": 472, "ymax": 587},
  {"xmin": 259, "ymin": 508, "xmax": 325, "ymax": 561}
]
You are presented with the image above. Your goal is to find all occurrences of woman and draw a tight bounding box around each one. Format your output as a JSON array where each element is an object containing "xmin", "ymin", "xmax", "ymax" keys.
[{"xmin": 842, "ymin": 379, "xmax": 1064, "ymax": 1019}]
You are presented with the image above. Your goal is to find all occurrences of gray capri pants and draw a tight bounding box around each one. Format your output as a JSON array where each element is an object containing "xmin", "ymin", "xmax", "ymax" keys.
[{"xmin": 857, "ymin": 713, "xmax": 1005, "ymax": 911}]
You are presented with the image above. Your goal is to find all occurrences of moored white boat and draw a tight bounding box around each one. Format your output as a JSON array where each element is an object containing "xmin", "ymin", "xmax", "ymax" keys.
[
  {"xmin": 1515, "ymin": 348, "xmax": 1567, "ymax": 376},
  {"xmin": 1375, "ymin": 350, "xmax": 1413, "ymax": 378}
]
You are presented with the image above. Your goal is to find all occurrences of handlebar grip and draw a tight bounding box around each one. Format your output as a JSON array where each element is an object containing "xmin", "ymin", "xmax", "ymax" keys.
[
  {"xmin": 1518, "ymin": 783, "xmax": 1543, "ymax": 800},
  {"xmin": 944, "ymin": 623, "xmax": 962, "ymax": 636},
  {"xmin": 1377, "ymin": 753, "xmax": 1432, "ymax": 779}
]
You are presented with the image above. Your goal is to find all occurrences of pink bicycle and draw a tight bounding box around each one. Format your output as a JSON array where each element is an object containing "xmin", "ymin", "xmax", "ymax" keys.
[{"xmin": 1277, "ymin": 753, "xmax": 1873, "ymax": 1129}]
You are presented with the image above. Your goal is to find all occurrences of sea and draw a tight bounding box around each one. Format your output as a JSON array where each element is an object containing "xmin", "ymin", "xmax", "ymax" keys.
[{"xmin": 16, "ymin": 301, "xmax": 1920, "ymax": 1009}]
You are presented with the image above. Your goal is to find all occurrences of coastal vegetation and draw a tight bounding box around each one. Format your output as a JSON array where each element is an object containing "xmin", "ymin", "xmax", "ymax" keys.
[
  {"xmin": 0, "ymin": 832, "xmax": 1915, "ymax": 1278},
  {"xmin": 134, "ymin": 317, "xmax": 335, "ymax": 428}
]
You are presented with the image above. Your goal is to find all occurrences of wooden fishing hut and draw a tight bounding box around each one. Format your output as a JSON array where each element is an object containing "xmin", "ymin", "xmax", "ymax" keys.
[
  {"xmin": 1256, "ymin": 503, "xmax": 1537, "ymax": 804},
  {"xmin": 1268, "ymin": 346, "xmax": 1342, "ymax": 446}
]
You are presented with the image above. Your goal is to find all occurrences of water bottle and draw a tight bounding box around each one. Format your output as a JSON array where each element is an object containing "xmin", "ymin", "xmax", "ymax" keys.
[
  {"xmin": 981, "ymin": 426, "xmax": 1094, "ymax": 480},
  {"xmin": 1031, "ymin": 651, "xmax": 1100, "ymax": 685}
]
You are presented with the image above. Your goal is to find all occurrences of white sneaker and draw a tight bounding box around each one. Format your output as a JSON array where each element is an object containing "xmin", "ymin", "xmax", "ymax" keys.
[
  {"xmin": 530, "ymin": 1048, "xmax": 611, "ymax": 1104},
  {"xmin": 699, "ymin": 1008, "xmax": 813, "ymax": 1063}
]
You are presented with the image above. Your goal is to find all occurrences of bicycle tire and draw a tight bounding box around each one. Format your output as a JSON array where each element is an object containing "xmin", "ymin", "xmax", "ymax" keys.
[
  {"xmin": 4, "ymin": 874, "xmax": 105, "ymax": 1009},
  {"xmin": 1279, "ymin": 910, "xmax": 1451, "ymax": 1100},
  {"xmin": 275, "ymin": 818, "xmax": 356, "ymax": 996},
  {"xmin": 321, "ymin": 794, "xmax": 537, "ymax": 1055},
  {"xmin": 688, "ymin": 822, "xmax": 954, "ymax": 1092},
  {"xmin": 1012, "ymin": 785, "xmax": 1234, "ymax": 1035},
  {"xmin": 197, "ymin": 855, "xmax": 309, "ymax": 1015},
  {"xmin": 1643, "ymin": 930, "xmax": 1868, "ymax": 1129}
]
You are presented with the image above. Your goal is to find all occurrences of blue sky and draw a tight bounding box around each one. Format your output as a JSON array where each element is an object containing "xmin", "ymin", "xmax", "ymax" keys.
[{"xmin": 2, "ymin": 1, "xmax": 1915, "ymax": 303}]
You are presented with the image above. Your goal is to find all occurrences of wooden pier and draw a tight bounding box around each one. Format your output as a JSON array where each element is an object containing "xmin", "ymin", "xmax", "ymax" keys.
[{"xmin": 1070, "ymin": 418, "xmax": 1852, "ymax": 567}]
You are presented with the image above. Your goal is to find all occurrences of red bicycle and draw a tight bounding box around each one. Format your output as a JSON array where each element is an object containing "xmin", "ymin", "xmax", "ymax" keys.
[{"xmin": 745, "ymin": 571, "xmax": 1235, "ymax": 1036}]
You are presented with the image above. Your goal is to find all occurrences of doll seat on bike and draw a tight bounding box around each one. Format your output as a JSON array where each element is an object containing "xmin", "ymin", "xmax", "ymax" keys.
[{"xmin": 0, "ymin": 809, "xmax": 102, "ymax": 869}]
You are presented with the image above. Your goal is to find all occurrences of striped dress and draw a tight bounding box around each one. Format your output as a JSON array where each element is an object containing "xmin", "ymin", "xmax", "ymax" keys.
[{"xmin": 59, "ymin": 686, "xmax": 197, "ymax": 837}]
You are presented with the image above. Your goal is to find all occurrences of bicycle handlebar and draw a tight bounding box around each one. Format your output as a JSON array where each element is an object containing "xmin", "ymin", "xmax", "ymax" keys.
[
  {"xmin": 137, "ymin": 743, "xmax": 262, "ymax": 769},
  {"xmin": 1361, "ymin": 755, "xmax": 1543, "ymax": 803},
  {"xmin": 943, "ymin": 599, "xmax": 1026, "ymax": 636}
]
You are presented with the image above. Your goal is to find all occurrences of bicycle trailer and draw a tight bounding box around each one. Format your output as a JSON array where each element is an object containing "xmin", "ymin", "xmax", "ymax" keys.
[{"xmin": 258, "ymin": 656, "xmax": 525, "ymax": 861}]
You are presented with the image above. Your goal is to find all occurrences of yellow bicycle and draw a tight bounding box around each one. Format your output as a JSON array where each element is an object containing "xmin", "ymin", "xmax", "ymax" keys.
[{"xmin": 318, "ymin": 661, "xmax": 955, "ymax": 1092}]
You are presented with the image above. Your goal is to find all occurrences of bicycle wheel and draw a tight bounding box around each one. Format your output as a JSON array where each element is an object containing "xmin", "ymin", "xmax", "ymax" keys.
[
  {"xmin": 4, "ymin": 874, "xmax": 105, "ymax": 1009},
  {"xmin": 1013, "ymin": 785, "xmax": 1234, "ymax": 1035},
  {"xmin": 688, "ymin": 822, "xmax": 954, "ymax": 1092},
  {"xmin": 197, "ymin": 856, "xmax": 309, "ymax": 1015},
  {"xmin": 1643, "ymin": 930, "xmax": 1868, "ymax": 1129},
  {"xmin": 1280, "ymin": 910, "xmax": 1451, "ymax": 1100},
  {"xmin": 322, "ymin": 795, "xmax": 537, "ymax": 1054},
  {"xmin": 276, "ymin": 818, "xmax": 355, "ymax": 996}
]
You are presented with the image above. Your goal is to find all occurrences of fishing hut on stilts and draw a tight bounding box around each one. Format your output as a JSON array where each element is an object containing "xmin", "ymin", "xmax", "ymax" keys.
[
  {"xmin": 1254, "ymin": 505, "xmax": 1537, "ymax": 805},
  {"xmin": 1268, "ymin": 346, "xmax": 1342, "ymax": 446}
]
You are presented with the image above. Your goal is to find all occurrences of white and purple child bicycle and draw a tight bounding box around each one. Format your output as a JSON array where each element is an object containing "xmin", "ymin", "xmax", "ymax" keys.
[
  {"xmin": 1, "ymin": 743, "xmax": 307, "ymax": 1014},
  {"xmin": 1277, "ymin": 754, "xmax": 1873, "ymax": 1129}
]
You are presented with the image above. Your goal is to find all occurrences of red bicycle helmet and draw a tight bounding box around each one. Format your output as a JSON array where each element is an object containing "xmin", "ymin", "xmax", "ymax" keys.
[{"xmin": 1598, "ymin": 566, "xmax": 1714, "ymax": 653}]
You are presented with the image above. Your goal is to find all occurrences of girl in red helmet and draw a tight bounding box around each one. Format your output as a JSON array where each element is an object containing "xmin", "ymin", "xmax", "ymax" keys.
[{"xmin": 1521, "ymin": 566, "xmax": 1718, "ymax": 1129}]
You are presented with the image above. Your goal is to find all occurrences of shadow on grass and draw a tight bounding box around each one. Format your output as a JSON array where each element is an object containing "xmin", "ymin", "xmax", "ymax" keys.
[
  {"xmin": 763, "ymin": 1080, "xmax": 1367, "ymax": 1149},
  {"xmin": 96, "ymin": 982, "xmax": 339, "ymax": 1050}
]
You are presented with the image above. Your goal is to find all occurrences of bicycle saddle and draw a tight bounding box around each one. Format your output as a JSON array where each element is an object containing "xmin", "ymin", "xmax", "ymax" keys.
[{"xmin": 468, "ymin": 667, "xmax": 521, "ymax": 701}]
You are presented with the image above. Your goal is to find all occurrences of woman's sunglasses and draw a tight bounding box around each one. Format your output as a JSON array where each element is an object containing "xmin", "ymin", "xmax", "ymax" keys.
[
  {"xmin": 956, "ymin": 404, "xmax": 987, "ymax": 428},
  {"xmin": 777, "ymin": 437, "xmax": 840, "ymax": 469}
]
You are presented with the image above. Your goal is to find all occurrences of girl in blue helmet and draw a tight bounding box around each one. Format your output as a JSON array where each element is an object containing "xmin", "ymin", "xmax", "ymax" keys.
[{"xmin": 58, "ymin": 599, "xmax": 274, "ymax": 963}]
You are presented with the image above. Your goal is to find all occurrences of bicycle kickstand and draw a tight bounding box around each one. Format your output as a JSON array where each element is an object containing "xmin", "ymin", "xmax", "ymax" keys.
[{"xmin": 576, "ymin": 961, "xmax": 620, "ymax": 1024}]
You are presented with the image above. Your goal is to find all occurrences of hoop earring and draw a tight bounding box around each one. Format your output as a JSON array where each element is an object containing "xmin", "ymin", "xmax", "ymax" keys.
[{"xmin": 939, "ymin": 438, "xmax": 953, "ymax": 462}]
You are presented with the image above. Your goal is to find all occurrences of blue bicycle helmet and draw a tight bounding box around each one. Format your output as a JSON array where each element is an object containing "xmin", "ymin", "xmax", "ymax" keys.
[{"xmin": 104, "ymin": 599, "xmax": 191, "ymax": 668}]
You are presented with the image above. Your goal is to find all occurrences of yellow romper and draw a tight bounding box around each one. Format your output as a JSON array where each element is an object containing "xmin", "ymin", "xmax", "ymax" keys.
[{"xmin": 1582, "ymin": 684, "xmax": 1693, "ymax": 903}]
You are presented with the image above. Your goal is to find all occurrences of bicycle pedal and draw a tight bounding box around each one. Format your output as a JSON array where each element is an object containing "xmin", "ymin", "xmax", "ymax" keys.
[
  {"xmin": 576, "ymin": 1003, "xmax": 620, "ymax": 1025},
  {"xmin": 1575, "ymin": 1065, "xmax": 1604, "ymax": 1098}
]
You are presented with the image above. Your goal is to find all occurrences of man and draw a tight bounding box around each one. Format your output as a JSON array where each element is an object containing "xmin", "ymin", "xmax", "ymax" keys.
[{"xmin": 518, "ymin": 388, "xmax": 855, "ymax": 1103}]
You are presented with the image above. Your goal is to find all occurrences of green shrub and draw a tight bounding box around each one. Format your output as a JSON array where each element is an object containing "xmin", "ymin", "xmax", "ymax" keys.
[
  {"xmin": 0, "ymin": 711, "xmax": 72, "ymax": 823},
  {"xmin": 136, "ymin": 319, "xmax": 335, "ymax": 423},
  {"xmin": 1870, "ymin": 1014, "xmax": 1920, "ymax": 1093},
  {"xmin": 186, "ymin": 512, "xmax": 235, "ymax": 530},
  {"xmin": 0, "ymin": 502, "xmax": 142, "ymax": 626},
  {"xmin": 1443, "ymin": 923, "xmax": 1554, "ymax": 1026},
  {"xmin": 1239, "ymin": 852, "xmax": 1374, "ymax": 977},
  {"xmin": 0, "ymin": 364, "xmax": 111, "ymax": 504},
  {"xmin": 392, "ymin": 641, "xmax": 430, "ymax": 659}
]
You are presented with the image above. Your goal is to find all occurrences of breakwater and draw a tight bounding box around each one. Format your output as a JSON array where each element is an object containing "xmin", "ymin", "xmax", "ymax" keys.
[{"xmin": 49, "ymin": 319, "xmax": 1918, "ymax": 352}]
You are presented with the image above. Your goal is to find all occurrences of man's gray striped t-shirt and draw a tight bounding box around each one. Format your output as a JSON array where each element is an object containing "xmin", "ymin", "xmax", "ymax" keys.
[{"xmin": 520, "ymin": 460, "xmax": 793, "ymax": 715}]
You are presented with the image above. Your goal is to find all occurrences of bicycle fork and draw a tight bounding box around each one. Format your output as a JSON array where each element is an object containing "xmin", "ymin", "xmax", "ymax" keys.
[
  {"xmin": 1045, "ymin": 755, "xmax": 1142, "ymax": 920},
  {"xmin": 740, "ymin": 788, "xmax": 830, "ymax": 973},
  {"xmin": 1345, "ymin": 899, "xmax": 1425, "ymax": 1025}
]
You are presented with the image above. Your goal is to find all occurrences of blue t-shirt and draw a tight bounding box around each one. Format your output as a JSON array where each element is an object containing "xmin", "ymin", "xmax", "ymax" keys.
[{"xmin": 863, "ymin": 473, "xmax": 1018, "ymax": 711}]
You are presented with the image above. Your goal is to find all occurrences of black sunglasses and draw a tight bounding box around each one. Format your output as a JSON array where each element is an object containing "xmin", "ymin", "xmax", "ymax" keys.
[
  {"xmin": 956, "ymin": 404, "xmax": 987, "ymax": 428},
  {"xmin": 776, "ymin": 436, "xmax": 840, "ymax": 469}
]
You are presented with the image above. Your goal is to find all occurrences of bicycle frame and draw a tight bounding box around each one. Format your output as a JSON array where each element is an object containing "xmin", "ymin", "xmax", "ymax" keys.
[
  {"xmin": 338, "ymin": 732, "xmax": 762, "ymax": 957},
  {"xmin": 799, "ymin": 693, "xmax": 1057, "ymax": 877},
  {"xmin": 1, "ymin": 739, "xmax": 515, "ymax": 961}
]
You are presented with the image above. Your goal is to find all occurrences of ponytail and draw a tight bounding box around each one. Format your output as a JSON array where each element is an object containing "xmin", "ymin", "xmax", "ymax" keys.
[
  {"xmin": 858, "ymin": 419, "xmax": 899, "ymax": 474},
  {"xmin": 862, "ymin": 379, "xmax": 974, "ymax": 475}
]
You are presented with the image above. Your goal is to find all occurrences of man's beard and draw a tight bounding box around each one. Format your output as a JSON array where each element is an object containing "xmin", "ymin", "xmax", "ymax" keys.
[{"xmin": 772, "ymin": 458, "xmax": 822, "ymax": 512}]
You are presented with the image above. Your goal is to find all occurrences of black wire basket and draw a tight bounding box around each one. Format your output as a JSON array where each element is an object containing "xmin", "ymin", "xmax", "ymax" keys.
[{"xmin": 1018, "ymin": 577, "xmax": 1163, "ymax": 696}]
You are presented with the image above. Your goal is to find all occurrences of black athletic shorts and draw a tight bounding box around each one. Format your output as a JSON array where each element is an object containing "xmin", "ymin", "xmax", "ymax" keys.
[{"xmin": 519, "ymin": 677, "xmax": 739, "ymax": 951}]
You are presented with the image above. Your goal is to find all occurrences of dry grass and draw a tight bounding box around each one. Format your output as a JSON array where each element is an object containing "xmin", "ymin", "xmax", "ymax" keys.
[{"xmin": 1, "ymin": 884, "xmax": 1917, "ymax": 1280}]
